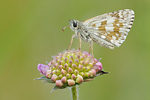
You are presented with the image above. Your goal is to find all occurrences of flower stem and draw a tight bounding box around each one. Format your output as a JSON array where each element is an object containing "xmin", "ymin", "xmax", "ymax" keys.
[{"xmin": 71, "ymin": 85, "xmax": 78, "ymax": 100}]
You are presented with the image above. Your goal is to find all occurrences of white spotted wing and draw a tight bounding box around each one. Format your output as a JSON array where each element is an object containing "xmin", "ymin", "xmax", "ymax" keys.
[{"xmin": 83, "ymin": 9, "xmax": 135, "ymax": 49}]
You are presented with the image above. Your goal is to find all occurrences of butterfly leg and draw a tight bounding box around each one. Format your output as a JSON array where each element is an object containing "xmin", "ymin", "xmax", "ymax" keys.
[
  {"xmin": 77, "ymin": 32, "xmax": 81, "ymax": 50},
  {"xmin": 89, "ymin": 41, "xmax": 93, "ymax": 56},
  {"xmin": 67, "ymin": 34, "xmax": 77, "ymax": 50}
]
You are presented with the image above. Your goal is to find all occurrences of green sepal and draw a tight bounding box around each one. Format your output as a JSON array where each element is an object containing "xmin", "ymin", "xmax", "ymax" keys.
[
  {"xmin": 51, "ymin": 83, "xmax": 80, "ymax": 92},
  {"xmin": 35, "ymin": 76, "xmax": 54, "ymax": 83},
  {"xmin": 95, "ymin": 71, "xmax": 108, "ymax": 77}
]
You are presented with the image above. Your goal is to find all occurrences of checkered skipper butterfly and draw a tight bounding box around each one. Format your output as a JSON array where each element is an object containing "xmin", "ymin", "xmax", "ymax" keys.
[{"xmin": 63, "ymin": 9, "xmax": 135, "ymax": 54}]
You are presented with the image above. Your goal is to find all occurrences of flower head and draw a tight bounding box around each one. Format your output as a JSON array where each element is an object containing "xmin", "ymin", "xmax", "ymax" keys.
[{"xmin": 36, "ymin": 50, "xmax": 107, "ymax": 89}]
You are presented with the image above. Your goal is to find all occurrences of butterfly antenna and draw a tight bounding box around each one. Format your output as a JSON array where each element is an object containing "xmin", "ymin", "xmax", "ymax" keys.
[{"xmin": 62, "ymin": 26, "xmax": 69, "ymax": 31}]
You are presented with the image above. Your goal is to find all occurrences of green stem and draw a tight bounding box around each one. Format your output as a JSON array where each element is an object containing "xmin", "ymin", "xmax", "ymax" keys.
[{"xmin": 71, "ymin": 85, "xmax": 78, "ymax": 100}]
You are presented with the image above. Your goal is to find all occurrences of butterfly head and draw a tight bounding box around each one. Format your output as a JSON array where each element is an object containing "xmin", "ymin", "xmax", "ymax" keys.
[
  {"xmin": 69, "ymin": 19, "xmax": 79, "ymax": 32},
  {"xmin": 62, "ymin": 19, "xmax": 79, "ymax": 32}
]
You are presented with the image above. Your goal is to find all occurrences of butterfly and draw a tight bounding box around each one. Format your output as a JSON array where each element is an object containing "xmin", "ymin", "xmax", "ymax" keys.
[{"xmin": 62, "ymin": 9, "xmax": 135, "ymax": 55}]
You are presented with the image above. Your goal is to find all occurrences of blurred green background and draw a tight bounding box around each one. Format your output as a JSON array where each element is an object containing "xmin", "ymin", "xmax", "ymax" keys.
[{"xmin": 0, "ymin": 0, "xmax": 150, "ymax": 100}]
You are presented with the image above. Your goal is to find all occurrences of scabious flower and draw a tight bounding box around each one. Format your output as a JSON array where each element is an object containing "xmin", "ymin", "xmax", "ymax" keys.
[{"xmin": 36, "ymin": 50, "xmax": 107, "ymax": 90}]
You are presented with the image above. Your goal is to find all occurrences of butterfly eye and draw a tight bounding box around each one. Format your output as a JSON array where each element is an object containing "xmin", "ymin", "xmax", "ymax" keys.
[{"xmin": 73, "ymin": 22, "xmax": 77, "ymax": 27}]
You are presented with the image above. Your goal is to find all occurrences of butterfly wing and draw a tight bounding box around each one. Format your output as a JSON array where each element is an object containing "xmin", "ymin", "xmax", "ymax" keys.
[{"xmin": 83, "ymin": 9, "xmax": 135, "ymax": 49}]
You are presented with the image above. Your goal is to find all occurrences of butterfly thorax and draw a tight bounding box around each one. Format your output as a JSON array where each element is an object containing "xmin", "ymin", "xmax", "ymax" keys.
[{"xmin": 69, "ymin": 19, "xmax": 91, "ymax": 42}]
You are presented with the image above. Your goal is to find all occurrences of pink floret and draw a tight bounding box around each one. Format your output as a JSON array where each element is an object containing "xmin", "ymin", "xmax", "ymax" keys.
[
  {"xmin": 37, "ymin": 64, "xmax": 49, "ymax": 75},
  {"xmin": 93, "ymin": 62, "xmax": 103, "ymax": 72}
]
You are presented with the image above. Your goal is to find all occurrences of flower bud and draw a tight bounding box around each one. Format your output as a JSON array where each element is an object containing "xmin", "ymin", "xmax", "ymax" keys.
[
  {"xmin": 58, "ymin": 74, "xmax": 63, "ymax": 79},
  {"xmin": 69, "ymin": 60, "xmax": 73, "ymax": 65},
  {"xmin": 85, "ymin": 72, "xmax": 90, "ymax": 77},
  {"xmin": 61, "ymin": 69, "xmax": 67, "ymax": 75},
  {"xmin": 76, "ymin": 75, "xmax": 83, "ymax": 83},
  {"xmin": 79, "ymin": 72, "xmax": 84, "ymax": 77},
  {"xmin": 64, "ymin": 63, "xmax": 68, "ymax": 69},
  {"xmin": 46, "ymin": 70, "xmax": 52, "ymax": 78},
  {"xmin": 61, "ymin": 76, "xmax": 67, "ymax": 83},
  {"xmin": 71, "ymin": 74, "xmax": 76, "ymax": 80},
  {"xmin": 50, "ymin": 61, "xmax": 55, "ymax": 65},
  {"xmin": 54, "ymin": 63, "xmax": 58, "ymax": 68},
  {"xmin": 78, "ymin": 64, "xmax": 83, "ymax": 70},
  {"xmin": 84, "ymin": 60, "xmax": 89, "ymax": 65},
  {"xmin": 74, "ymin": 69, "xmax": 79, "ymax": 75},
  {"xmin": 67, "ymin": 79, "xmax": 75, "ymax": 86},
  {"xmin": 80, "ymin": 61, "xmax": 84, "ymax": 65},
  {"xmin": 66, "ymin": 73, "xmax": 71, "ymax": 79},
  {"xmin": 72, "ymin": 64, "xmax": 77, "ymax": 68},
  {"xmin": 70, "ymin": 56, "xmax": 74, "ymax": 60},
  {"xmin": 56, "ymin": 80, "xmax": 63, "ymax": 87},
  {"xmin": 89, "ymin": 69, "xmax": 96, "ymax": 76},
  {"xmin": 59, "ymin": 60, "xmax": 63, "ymax": 65},
  {"xmin": 74, "ymin": 59, "xmax": 79, "ymax": 64},
  {"xmin": 80, "ymin": 56, "xmax": 84, "ymax": 60},
  {"xmin": 58, "ymin": 65, "xmax": 63, "ymax": 70},
  {"xmin": 51, "ymin": 74, "xmax": 58, "ymax": 82},
  {"xmin": 68, "ymin": 67, "xmax": 73, "ymax": 74},
  {"xmin": 64, "ymin": 58, "xmax": 68, "ymax": 62}
]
